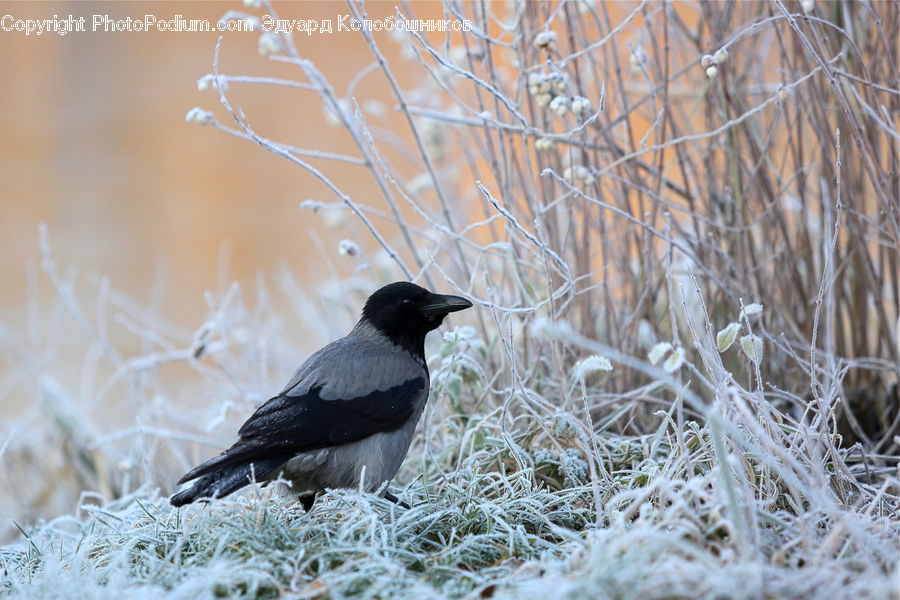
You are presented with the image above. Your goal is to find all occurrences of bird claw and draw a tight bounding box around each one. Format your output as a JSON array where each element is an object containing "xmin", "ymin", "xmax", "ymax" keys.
[{"xmin": 383, "ymin": 492, "xmax": 411, "ymax": 509}]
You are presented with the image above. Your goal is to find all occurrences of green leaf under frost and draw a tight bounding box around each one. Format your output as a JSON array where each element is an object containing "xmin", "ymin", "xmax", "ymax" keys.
[
  {"xmin": 716, "ymin": 322, "xmax": 741, "ymax": 352},
  {"xmin": 740, "ymin": 334, "xmax": 763, "ymax": 364}
]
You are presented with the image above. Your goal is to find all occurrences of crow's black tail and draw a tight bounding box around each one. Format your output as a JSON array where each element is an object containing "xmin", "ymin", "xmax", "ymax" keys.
[{"xmin": 170, "ymin": 457, "xmax": 287, "ymax": 507}]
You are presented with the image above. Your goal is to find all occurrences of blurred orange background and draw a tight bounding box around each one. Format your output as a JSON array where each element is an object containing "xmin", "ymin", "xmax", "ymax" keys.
[
  {"xmin": 2, "ymin": 2, "xmax": 444, "ymax": 301},
  {"xmin": 0, "ymin": 1, "xmax": 449, "ymax": 412}
]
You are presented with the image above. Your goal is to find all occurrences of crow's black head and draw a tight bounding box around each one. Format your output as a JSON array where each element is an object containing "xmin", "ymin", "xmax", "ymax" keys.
[{"xmin": 361, "ymin": 282, "xmax": 472, "ymax": 355}]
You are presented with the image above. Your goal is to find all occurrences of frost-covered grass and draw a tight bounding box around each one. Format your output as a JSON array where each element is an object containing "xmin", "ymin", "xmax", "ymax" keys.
[
  {"xmin": 3, "ymin": 400, "xmax": 897, "ymax": 599},
  {"xmin": 3, "ymin": 311, "xmax": 898, "ymax": 598},
  {"xmin": 2, "ymin": 0, "xmax": 899, "ymax": 598},
  {"xmin": 4, "ymin": 389, "xmax": 898, "ymax": 600}
]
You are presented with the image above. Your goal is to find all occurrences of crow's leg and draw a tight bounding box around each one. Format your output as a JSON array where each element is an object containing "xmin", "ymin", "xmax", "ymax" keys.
[
  {"xmin": 299, "ymin": 493, "xmax": 317, "ymax": 512},
  {"xmin": 384, "ymin": 492, "xmax": 410, "ymax": 509}
]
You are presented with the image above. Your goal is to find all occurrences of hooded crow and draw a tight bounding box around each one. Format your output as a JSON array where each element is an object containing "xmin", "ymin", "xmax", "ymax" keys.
[{"xmin": 170, "ymin": 281, "xmax": 472, "ymax": 509}]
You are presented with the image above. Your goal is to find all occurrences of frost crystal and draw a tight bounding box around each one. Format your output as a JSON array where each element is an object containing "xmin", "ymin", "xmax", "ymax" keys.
[
  {"xmin": 573, "ymin": 355, "xmax": 613, "ymax": 381},
  {"xmin": 648, "ymin": 342, "xmax": 673, "ymax": 366},
  {"xmin": 740, "ymin": 303, "xmax": 764, "ymax": 319},
  {"xmin": 571, "ymin": 97, "xmax": 591, "ymax": 115},
  {"xmin": 528, "ymin": 317, "xmax": 574, "ymax": 341},
  {"xmin": 338, "ymin": 240, "xmax": 359, "ymax": 257},
  {"xmin": 533, "ymin": 31, "xmax": 557, "ymax": 51},
  {"xmin": 535, "ymin": 138, "xmax": 556, "ymax": 152},
  {"xmin": 564, "ymin": 165, "xmax": 594, "ymax": 185},
  {"xmin": 185, "ymin": 107, "xmax": 212, "ymax": 125},
  {"xmin": 638, "ymin": 319, "xmax": 656, "ymax": 350},
  {"xmin": 662, "ymin": 346, "xmax": 686, "ymax": 373},
  {"xmin": 549, "ymin": 95, "xmax": 569, "ymax": 117},
  {"xmin": 258, "ymin": 32, "xmax": 281, "ymax": 56}
]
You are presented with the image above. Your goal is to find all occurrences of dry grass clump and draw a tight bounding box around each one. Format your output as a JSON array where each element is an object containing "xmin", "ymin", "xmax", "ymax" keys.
[{"xmin": 1, "ymin": 0, "xmax": 898, "ymax": 597}]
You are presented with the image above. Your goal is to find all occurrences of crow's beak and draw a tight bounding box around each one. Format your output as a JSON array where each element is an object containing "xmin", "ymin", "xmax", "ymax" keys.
[{"xmin": 421, "ymin": 294, "xmax": 473, "ymax": 317}]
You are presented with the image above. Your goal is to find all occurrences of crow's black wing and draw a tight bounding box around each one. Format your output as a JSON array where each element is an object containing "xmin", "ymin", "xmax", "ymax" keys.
[
  {"xmin": 239, "ymin": 376, "xmax": 426, "ymax": 444},
  {"xmin": 176, "ymin": 376, "xmax": 426, "ymax": 485}
]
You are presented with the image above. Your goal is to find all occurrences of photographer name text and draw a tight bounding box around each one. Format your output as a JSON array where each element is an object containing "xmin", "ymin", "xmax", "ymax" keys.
[{"xmin": 1, "ymin": 13, "xmax": 473, "ymax": 36}]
